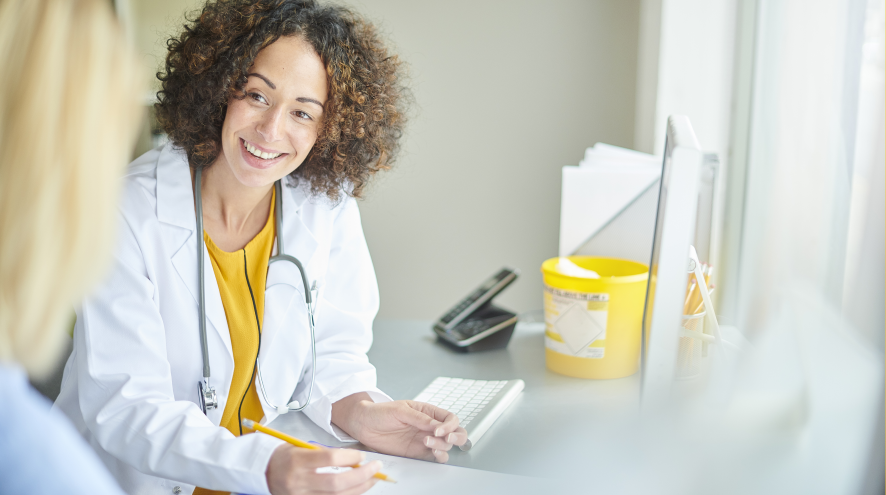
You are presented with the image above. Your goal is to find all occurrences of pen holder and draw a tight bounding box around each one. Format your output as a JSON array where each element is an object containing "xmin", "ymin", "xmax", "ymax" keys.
[{"xmin": 676, "ymin": 312, "xmax": 705, "ymax": 379}]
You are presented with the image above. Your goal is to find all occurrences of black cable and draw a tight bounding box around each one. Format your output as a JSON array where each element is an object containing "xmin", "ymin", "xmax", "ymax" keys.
[{"xmin": 237, "ymin": 247, "xmax": 264, "ymax": 436}]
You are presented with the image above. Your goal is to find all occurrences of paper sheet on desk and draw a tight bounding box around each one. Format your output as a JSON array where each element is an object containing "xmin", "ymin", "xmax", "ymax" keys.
[{"xmin": 358, "ymin": 452, "xmax": 544, "ymax": 495}]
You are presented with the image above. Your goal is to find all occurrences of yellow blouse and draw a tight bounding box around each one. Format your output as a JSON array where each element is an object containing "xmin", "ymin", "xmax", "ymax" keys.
[{"xmin": 194, "ymin": 190, "xmax": 275, "ymax": 495}]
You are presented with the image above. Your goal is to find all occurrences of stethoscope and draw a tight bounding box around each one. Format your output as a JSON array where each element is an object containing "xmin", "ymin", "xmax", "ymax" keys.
[{"xmin": 194, "ymin": 168, "xmax": 317, "ymax": 416}]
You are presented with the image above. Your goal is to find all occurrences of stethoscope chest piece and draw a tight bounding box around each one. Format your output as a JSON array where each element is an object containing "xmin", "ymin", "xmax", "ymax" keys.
[{"xmin": 198, "ymin": 378, "xmax": 218, "ymax": 413}]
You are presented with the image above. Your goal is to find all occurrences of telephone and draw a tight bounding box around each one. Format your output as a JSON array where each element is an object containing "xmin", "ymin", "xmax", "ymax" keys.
[{"xmin": 432, "ymin": 267, "xmax": 520, "ymax": 352}]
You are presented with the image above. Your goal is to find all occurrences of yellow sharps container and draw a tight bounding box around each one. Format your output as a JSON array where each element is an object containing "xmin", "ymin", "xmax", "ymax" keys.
[{"xmin": 542, "ymin": 257, "xmax": 649, "ymax": 379}]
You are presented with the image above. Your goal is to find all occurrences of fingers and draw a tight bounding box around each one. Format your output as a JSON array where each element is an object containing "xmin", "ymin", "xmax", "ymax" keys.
[
  {"xmin": 434, "ymin": 410, "xmax": 460, "ymax": 437},
  {"xmin": 394, "ymin": 401, "xmax": 445, "ymax": 433},
  {"xmin": 408, "ymin": 401, "xmax": 461, "ymax": 437},
  {"xmin": 442, "ymin": 427, "xmax": 468, "ymax": 447},
  {"xmin": 267, "ymin": 445, "xmax": 381, "ymax": 495},
  {"xmin": 431, "ymin": 448, "xmax": 450, "ymax": 464},
  {"xmin": 411, "ymin": 400, "xmax": 457, "ymax": 423},
  {"xmin": 306, "ymin": 447, "xmax": 366, "ymax": 469},
  {"xmin": 311, "ymin": 460, "xmax": 382, "ymax": 493},
  {"xmin": 423, "ymin": 434, "xmax": 453, "ymax": 451},
  {"xmin": 423, "ymin": 424, "xmax": 467, "ymax": 453}
]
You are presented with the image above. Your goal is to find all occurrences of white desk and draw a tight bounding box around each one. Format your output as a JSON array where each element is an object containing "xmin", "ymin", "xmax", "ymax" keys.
[
  {"xmin": 270, "ymin": 319, "xmax": 643, "ymax": 492},
  {"xmin": 269, "ymin": 316, "xmax": 883, "ymax": 494}
]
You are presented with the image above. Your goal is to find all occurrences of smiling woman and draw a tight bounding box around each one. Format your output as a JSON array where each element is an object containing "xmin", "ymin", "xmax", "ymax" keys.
[
  {"xmin": 52, "ymin": 2, "xmax": 465, "ymax": 495},
  {"xmin": 156, "ymin": 0, "xmax": 409, "ymax": 200}
]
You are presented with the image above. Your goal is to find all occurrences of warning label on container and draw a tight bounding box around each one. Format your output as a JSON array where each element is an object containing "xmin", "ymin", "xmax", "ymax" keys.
[{"xmin": 544, "ymin": 285, "xmax": 609, "ymax": 358}]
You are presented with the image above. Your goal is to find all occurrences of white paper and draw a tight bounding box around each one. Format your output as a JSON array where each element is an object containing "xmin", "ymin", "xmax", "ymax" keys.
[
  {"xmin": 579, "ymin": 142, "xmax": 659, "ymax": 168},
  {"xmin": 559, "ymin": 166, "xmax": 660, "ymax": 256},
  {"xmin": 358, "ymin": 452, "xmax": 545, "ymax": 495},
  {"xmin": 556, "ymin": 257, "xmax": 600, "ymax": 278}
]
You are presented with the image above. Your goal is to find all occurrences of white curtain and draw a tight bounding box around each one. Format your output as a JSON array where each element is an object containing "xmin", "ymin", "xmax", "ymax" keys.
[
  {"xmin": 734, "ymin": 0, "xmax": 883, "ymax": 341},
  {"xmin": 718, "ymin": 0, "xmax": 884, "ymax": 491}
]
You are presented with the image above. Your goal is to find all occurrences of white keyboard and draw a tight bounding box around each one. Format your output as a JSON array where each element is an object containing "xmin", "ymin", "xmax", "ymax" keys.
[{"xmin": 414, "ymin": 377, "xmax": 524, "ymax": 451}]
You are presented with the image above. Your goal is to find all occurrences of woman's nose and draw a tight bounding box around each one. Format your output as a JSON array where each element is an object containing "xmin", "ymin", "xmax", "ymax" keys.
[{"xmin": 256, "ymin": 107, "xmax": 285, "ymax": 143}]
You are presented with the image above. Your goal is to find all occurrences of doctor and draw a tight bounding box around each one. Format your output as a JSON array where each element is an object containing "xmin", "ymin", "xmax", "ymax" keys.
[{"xmin": 54, "ymin": 1, "xmax": 466, "ymax": 494}]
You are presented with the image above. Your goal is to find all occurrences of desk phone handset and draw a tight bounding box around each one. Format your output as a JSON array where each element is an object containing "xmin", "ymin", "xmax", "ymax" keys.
[{"xmin": 433, "ymin": 267, "xmax": 519, "ymax": 352}]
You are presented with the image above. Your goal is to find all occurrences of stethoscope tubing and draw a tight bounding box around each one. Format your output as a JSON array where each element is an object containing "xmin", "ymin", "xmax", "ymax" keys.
[
  {"xmin": 195, "ymin": 168, "xmax": 316, "ymax": 415},
  {"xmin": 196, "ymin": 168, "xmax": 211, "ymax": 381}
]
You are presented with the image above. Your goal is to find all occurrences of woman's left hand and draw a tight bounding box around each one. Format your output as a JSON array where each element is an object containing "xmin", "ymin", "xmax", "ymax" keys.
[{"xmin": 331, "ymin": 393, "xmax": 467, "ymax": 463}]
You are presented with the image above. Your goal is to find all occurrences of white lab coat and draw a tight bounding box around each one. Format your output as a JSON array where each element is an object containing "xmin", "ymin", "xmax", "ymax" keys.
[{"xmin": 54, "ymin": 144, "xmax": 390, "ymax": 495}]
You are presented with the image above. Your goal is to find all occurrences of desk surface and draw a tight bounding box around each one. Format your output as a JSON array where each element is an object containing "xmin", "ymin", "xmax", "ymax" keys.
[
  {"xmin": 271, "ymin": 317, "xmax": 883, "ymax": 494},
  {"xmin": 368, "ymin": 319, "xmax": 643, "ymax": 477},
  {"xmin": 271, "ymin": 319, "xmax": 642, "ymax": 483}
]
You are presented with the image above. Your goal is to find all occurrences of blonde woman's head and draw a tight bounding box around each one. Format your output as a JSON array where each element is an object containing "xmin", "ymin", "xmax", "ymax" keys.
[{"xmin": 0, "ymin": 0, "xmax": 143, "ymax": 376}]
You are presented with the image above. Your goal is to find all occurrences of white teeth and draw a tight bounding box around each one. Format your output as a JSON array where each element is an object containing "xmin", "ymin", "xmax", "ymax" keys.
[{"xmin": 244, "ymin": 140, "xmax": 281, "ymax": 160}]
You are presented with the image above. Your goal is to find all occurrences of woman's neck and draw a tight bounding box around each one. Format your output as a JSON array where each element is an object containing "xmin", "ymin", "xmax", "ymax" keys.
[{"xmin": 195, "ymin": 162, "xmax": 274, "ymax": 252}]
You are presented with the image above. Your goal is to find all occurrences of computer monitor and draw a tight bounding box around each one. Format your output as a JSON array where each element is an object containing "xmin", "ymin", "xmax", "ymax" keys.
[{"xmin": 639, "ymin": 116, "xmax": 704, "ymax": 408}]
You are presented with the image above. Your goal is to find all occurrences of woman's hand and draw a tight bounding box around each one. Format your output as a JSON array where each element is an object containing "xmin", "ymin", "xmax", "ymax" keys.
[
  {"xmin": 331, "ymin": 393, "xmax": 468, "ymax": 463},
  {"xmin": 266, "ymin": 444, "xmax": 381, "ymax": 495}
]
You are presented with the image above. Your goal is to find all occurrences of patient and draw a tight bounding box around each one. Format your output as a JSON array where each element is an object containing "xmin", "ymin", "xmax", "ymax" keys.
[{"xmin": 0, "ymin": 0, "xmax": 142, "ymax": 492}]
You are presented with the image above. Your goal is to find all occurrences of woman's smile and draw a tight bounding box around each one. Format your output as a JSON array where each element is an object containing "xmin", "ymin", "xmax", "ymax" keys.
[{"xmin": 239, "ymin": 137, "xmax": 288, "ymax": 170}]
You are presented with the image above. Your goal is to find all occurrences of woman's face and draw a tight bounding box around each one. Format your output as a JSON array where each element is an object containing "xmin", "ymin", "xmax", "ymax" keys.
[{"xmin": 218, "ymin": 36, "xmax": 328, "ymax": 188}]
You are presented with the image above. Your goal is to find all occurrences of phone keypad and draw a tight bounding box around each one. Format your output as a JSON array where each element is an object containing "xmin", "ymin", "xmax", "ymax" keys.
[
  {"xmin": 453, "ymin": 320, "xmax": 489, "ymax": 338},
  {"xmin": 438, "ymin": 269, "xmax": 516, "ymax": 326},
  {"xmin": 451, "ymin": 314, "xmax": 513, "ymax": 339},
  {"xmin": 441, "ymin": 290, "xmax": 485, "ymax": 323}
]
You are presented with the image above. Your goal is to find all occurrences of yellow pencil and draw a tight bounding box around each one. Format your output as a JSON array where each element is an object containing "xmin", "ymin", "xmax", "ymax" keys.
[
  {"xmin": 684, "ymin": 280, "xmax": 697, "ymax": 314},
  {"xmin": 692, "ymin": 287, "xmax": 715, "ymax": 314},
  {"xmin": 241, "ymin": 419, "xmax": 396, "ymax": 483}
]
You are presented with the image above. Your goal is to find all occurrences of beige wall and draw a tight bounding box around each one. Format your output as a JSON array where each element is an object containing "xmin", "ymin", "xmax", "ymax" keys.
[
  {"xmin": 124, "ymin": 0, "xmax": 641, "ymax": 320},
  {"xmin": 349, "ymin": 0, "xmax": 640, "ymax": 318},
  {"xmin": 126, "ymin": 0, "xmax": 204, "ymax": 92}
]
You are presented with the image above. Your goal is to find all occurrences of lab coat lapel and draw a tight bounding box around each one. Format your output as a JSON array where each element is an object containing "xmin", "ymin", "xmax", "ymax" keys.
[
  {"xmin": 157, "ymin": 146, "xmax": 234, "ymax": 359},
  {"xmin": 261, "ymin": 180, "xmax": 317, "ymax": 359}
]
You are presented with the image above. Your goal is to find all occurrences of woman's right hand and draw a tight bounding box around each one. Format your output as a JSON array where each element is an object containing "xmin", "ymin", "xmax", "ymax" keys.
[{"xmin": 266, "ymin": 444, "xmax": 381, "ymax": 495}]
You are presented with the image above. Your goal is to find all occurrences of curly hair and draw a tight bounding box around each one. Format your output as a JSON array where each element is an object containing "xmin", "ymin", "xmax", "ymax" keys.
[{"xmin": 156, "ymin": 0, "xmax": 408, "ymax": 200}]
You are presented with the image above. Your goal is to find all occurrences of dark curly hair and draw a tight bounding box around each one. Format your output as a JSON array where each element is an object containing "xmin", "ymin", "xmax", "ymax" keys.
[{"xmin": 155, "ymin": 0, "xmax": 408, "ymax": 200}]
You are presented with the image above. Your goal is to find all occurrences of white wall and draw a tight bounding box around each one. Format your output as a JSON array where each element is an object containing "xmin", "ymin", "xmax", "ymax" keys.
[
  {"xmin": 634, "ymin": 0, "xmax": 737, "ymax": 159},
  {"xmin": 634, "ymin": 0, "xmax": 662, "ymax": 154},
  {"xmin": 633, "ymin": 0, "xmax": 738, "ymax": 317},
  {"xmin": 650, "ymin": 0, "xmax": 737, "ymax": 158}
]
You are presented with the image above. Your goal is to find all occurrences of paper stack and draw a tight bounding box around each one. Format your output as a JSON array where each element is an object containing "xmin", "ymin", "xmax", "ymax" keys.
[{"xmin": 559, "ymin": 143, "xmax": 661, "ymax": 263}]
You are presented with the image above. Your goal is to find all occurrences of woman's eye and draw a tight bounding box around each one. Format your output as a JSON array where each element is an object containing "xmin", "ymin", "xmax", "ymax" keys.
[
  {"xmin": 293, "ymin": 110, "xmax": 312, "ymax": 120},
  {"xmin": 248, "ymin": 92, "xmax": 268, "ymax": 104}
]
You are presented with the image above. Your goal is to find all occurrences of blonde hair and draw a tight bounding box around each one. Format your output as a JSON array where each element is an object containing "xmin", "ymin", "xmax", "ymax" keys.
[{"xmin": 0, "ymin": 0, "xmax": 143, "ymax": 376}]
